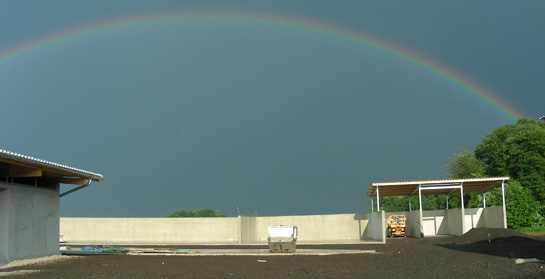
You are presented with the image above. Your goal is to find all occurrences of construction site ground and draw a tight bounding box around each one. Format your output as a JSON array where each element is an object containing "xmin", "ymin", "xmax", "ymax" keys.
[{"xmin": 1, "ymin": 228, "xmax": 545, "ymax": 278}]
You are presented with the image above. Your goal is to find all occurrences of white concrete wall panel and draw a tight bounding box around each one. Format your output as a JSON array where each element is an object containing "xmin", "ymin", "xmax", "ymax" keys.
[
  {"xmin": 360, "ymin": 211, "xmax": 385, "ymax": 242},
  {"xmin": 59, "ymin": 208, "xmax": 508, "ymax": 246},
  {"xmin": 60, "ymin": 217, "xmax": 240, "ymax": 244},
  {"xmin": 483, "ymin": 207, "xmax": 506, "ymax": 228},
  {"xmin": 254, "ymin": 214, "xmax": 360, "ymax": 243},
  {"xmin": 61, "ymin": 214, "xmax": 365, "ymax": 244},
  {"xmin": 446, "ymin": 208, "xmax": 463, "ymax": 236},
  {"xmin": 0, "ymin": 188, "xmax": 8, "ymax": 265},
  {"xmin": 407, "ymin": 210, "xmax": 421, "ymax": 237},
  {"xmin": 239, "ymin": 216, "xmax": 257, "ymax": 244},
  {"xmin": 464, "ymin": 208, "xmax": 484, "ymax": 233},
  {"xmin": 422, "ymin": 210, "xmax": 448, "ymax": 236},
  {"xmin": 0, "ymin": 182, "xmax": 59, "ymax": 267}
]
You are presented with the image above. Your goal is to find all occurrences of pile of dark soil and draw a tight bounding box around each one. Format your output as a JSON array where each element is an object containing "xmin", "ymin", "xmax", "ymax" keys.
[
  {"xmin": 448, "ymin": 227, "xmax": 535, "ymax": 244},
  {"xmin": 435, "ymin": 228, "xmax": 545, "ymax": 262}
]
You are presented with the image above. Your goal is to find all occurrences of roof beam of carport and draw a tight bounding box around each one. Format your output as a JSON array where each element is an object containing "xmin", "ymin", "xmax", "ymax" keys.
[
  {"xmin": 58, "ymin": 177, "xmax": 88, "ymax": 185},
  {"xmin": 0, "ymin": 164, "xmax": 43, "ymax": 177},
  {"xmin": 367, "ymin": 177, "xmax": 510, "ymax": 197},
  {"xmin": 420, "ymin": 185, "xmax": 461, "ymax": 191}
]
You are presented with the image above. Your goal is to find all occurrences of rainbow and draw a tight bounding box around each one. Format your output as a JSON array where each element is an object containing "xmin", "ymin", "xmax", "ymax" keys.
[{"xmin": 0, "ymin": 11, "xmax": 526, "ymax": 122}]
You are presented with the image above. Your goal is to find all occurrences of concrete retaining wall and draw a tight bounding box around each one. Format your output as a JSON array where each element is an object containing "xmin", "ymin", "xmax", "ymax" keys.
[
  {"xmin": 382, "ymin": 207, "xmax": 505, "ymax": 237},
  {"xmin": 446, "ymin": 208, "xmax": 463, "ymax": 236},
  {"xmin": 483, "ymin": 207, "xmax": 506, "ymax": 228},
  {"xmin": 239, "ymin": 216, "xmax": 257, "ymax": 244},
  {"xmin": 423, "ymin": 210, "xmax": 448, "ymax": 235},
  {"xmin": 408, "ymin": 210, "xmax": 422, "ymax": 237},
  {"xmin": 255, "ymin": 214, "xmax": 363, "ymax": 243},
  {"xmin": 359, "ymin": 211, "xmax": 385, "ymax": 243},
  {"xmin": 60, "ymin": 214, "xmax": 369, "ymax": 245},
  {"xmin": 0, "ymin": 182, "xmax": 59, "ymax": 267},
  {"xmin": 60, "ymin": 217, "xmax": 240, "ymax": 244},
  {"xmin": 464, "ymin": 208, "xmax": 485, "ymax": 232},
  {"xmin": 59, "ymin": 208, "xmax": 508, "ymax": 245}
]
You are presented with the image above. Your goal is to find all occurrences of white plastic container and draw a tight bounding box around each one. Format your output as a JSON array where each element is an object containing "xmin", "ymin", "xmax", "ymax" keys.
[{"xmin": 267, "ymin": 226, "xmax": 298, "ymax": 253}]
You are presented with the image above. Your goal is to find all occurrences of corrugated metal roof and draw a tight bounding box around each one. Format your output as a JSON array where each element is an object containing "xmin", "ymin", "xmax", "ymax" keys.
[
  {"xmin": 367, "ymin": 177, "xmax": 509, "ymax": 197},
  {"xmin": 0, "ymin": 149, "xmax": 103, "ymax": 181}
]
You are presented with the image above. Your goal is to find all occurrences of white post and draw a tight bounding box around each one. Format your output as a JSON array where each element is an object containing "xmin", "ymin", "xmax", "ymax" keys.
[
  {"xmin": 371, "ymin": 198, "xmax": 374, "ymax": 213},
  {"xmin": 460, "ymin": 184, "xmax": 464, "ymax": 208},
  {"xmin": 376, "ymin": 187, "xmax": 380, "ymax": 212},
  {"xmin": 461, "ymin": 183, "xmax": 465, "ymax": 234},
  {"xmin": 418, "ymin": 185, "xmax": 423, "ymax": 211},
  {"xmin": 446, "ymin": 194, "xmax": 449, "ymax": 209},
  {"xmin": 501, "ymin": 180, "xmax": 507, "ymax": 228},
  {"xmin": 483, "ymin": 192, "xmax": 486, "ymax": 208},
  {"xmin": 409, "ymin": 195, "xmax": 412, "ymax": 211},
  {"xmin": 418, "ymin": 184, "xmax": 423, "ymax": 238}
]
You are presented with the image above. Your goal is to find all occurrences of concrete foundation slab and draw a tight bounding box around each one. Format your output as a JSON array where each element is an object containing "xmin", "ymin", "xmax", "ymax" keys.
[{"xmin": 62, "ymin": 249, "xmax": 377, "ymax": 256}]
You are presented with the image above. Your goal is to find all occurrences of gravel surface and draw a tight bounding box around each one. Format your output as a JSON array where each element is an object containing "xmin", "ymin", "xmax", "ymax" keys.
[{"xmin": 1, "ymin": 228, "xmax": 544, "ymax": 278}]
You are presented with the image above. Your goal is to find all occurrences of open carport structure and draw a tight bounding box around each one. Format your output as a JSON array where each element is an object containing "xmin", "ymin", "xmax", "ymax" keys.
[{"xmin": 367, "ymin": 177, "xmax": 509, "ymax": 237}]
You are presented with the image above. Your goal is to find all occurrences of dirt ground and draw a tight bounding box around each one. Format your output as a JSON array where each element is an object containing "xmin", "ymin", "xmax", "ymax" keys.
[{"xmin": 2, "ymin": 228, "xmax": 545, "ymax": 278}]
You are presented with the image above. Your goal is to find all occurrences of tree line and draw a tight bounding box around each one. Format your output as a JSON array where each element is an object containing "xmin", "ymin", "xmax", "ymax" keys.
[
  {"xmin": 375, "ymin": 118, "xmax": 545, "ymax": 229},
  {"xmin": 167, "ymin": 208, "xmax": 227, "ymax": 218}
]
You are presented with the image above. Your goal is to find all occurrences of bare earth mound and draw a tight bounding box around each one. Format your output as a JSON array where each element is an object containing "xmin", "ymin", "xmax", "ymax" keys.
[
  {"xmin": 1, "ymin": 229, "xmax": 544, "ymax": 278},
  {"xmin": 447, "ymin": 227, "xmax": 536, "ymax": 244}
]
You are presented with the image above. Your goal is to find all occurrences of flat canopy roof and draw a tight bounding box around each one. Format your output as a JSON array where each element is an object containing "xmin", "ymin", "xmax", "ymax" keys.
[{"xmin": 367, "ymin": 177, "xmax": 509, "ymax": 197}]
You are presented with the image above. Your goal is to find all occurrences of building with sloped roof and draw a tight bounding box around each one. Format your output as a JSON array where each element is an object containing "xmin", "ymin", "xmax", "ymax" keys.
[{"xmin": 0, "ymin": 149, "xmax": 103, "ymax": 266}]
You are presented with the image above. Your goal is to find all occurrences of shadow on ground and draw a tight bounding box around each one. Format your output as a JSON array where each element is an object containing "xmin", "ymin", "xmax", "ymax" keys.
[{"xmin": 435, "ymin": 228, "xmax": 545, "ymax": 260}]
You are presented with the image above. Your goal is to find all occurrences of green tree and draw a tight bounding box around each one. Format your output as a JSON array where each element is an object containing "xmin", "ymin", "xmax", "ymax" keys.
[
  {"xmin": 445, "ymin": 149, "xmax": 486, "ymax": 179},
  {"xmin": 168, "ymin": 210, "xmax": 194, "ymax": 217},
  {"xmin": 475, "ymin": 119, "xmax": 545, "ymax": 201},
  {"xmin": 168, "ymin": 208, "xmax": 227, "ymax": 217},
  {"xmin": 443, "ymin": 120, "xmax": 545, "ymax": 227},
  {"xmin": 377, "ymin": 196, "xmax": 410, "ymax": 212},
  {"xmin": 369, "ymin": 195, "xmax": 447, "ymax": 212},
  {"xmin": 485, "ymin": 181, "xmax": 543, "ymax": 229},
  {"xmin": 193, "ymin": 208, "xmax": 226, "ymax": 217},
  {"xmin": 444, "ymin": 149, "xmax": 487, "ymax": 208}
]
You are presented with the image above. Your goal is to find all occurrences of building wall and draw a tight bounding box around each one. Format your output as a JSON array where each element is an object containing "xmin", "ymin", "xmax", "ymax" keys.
[{"xmin": 0, "ymin": 182, "xmax": 59, "ymax": 267}]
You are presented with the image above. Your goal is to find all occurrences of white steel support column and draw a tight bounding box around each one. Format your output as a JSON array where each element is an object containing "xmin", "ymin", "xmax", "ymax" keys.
[
  {"xmin": 483, "ymin": 192, "xmax": 486, "ymax": 208},
  {"xmin": 418, "ymin": 184, "xmax": 423, "ymax": 238},
  {"xmin": 371, "ymin": 198, "xmax": 374, "ymax": 213},
  {"xmin": 460, "ymin": 183, "xmax": 465, "ymax": 234},
  {"xmin": 501, "ymin": 180, "xmax": 507, "ymax": 228},
  {"xmin": 418, "ymin": 185, "xmax": 423, "ymax": 211},
  {"xmin": 409, "ymin": 188, "xmax": 418, "ymax": 212},
  {"xmin": 376, "ymin": 187, "xmax": 380, "ymax": 212},
  {"xmin": 446, "ymin": 188, "xmax": 458, "ymax": 210},
  {"xmin": 460, "ymin": 184, "xmax": 465, "ymax": 208}
]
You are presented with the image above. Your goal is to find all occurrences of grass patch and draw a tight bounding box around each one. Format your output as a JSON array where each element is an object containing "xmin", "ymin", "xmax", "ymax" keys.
[{"xmin": 517, "ymin": 226, "xmax": 545, "ymax": 233}]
